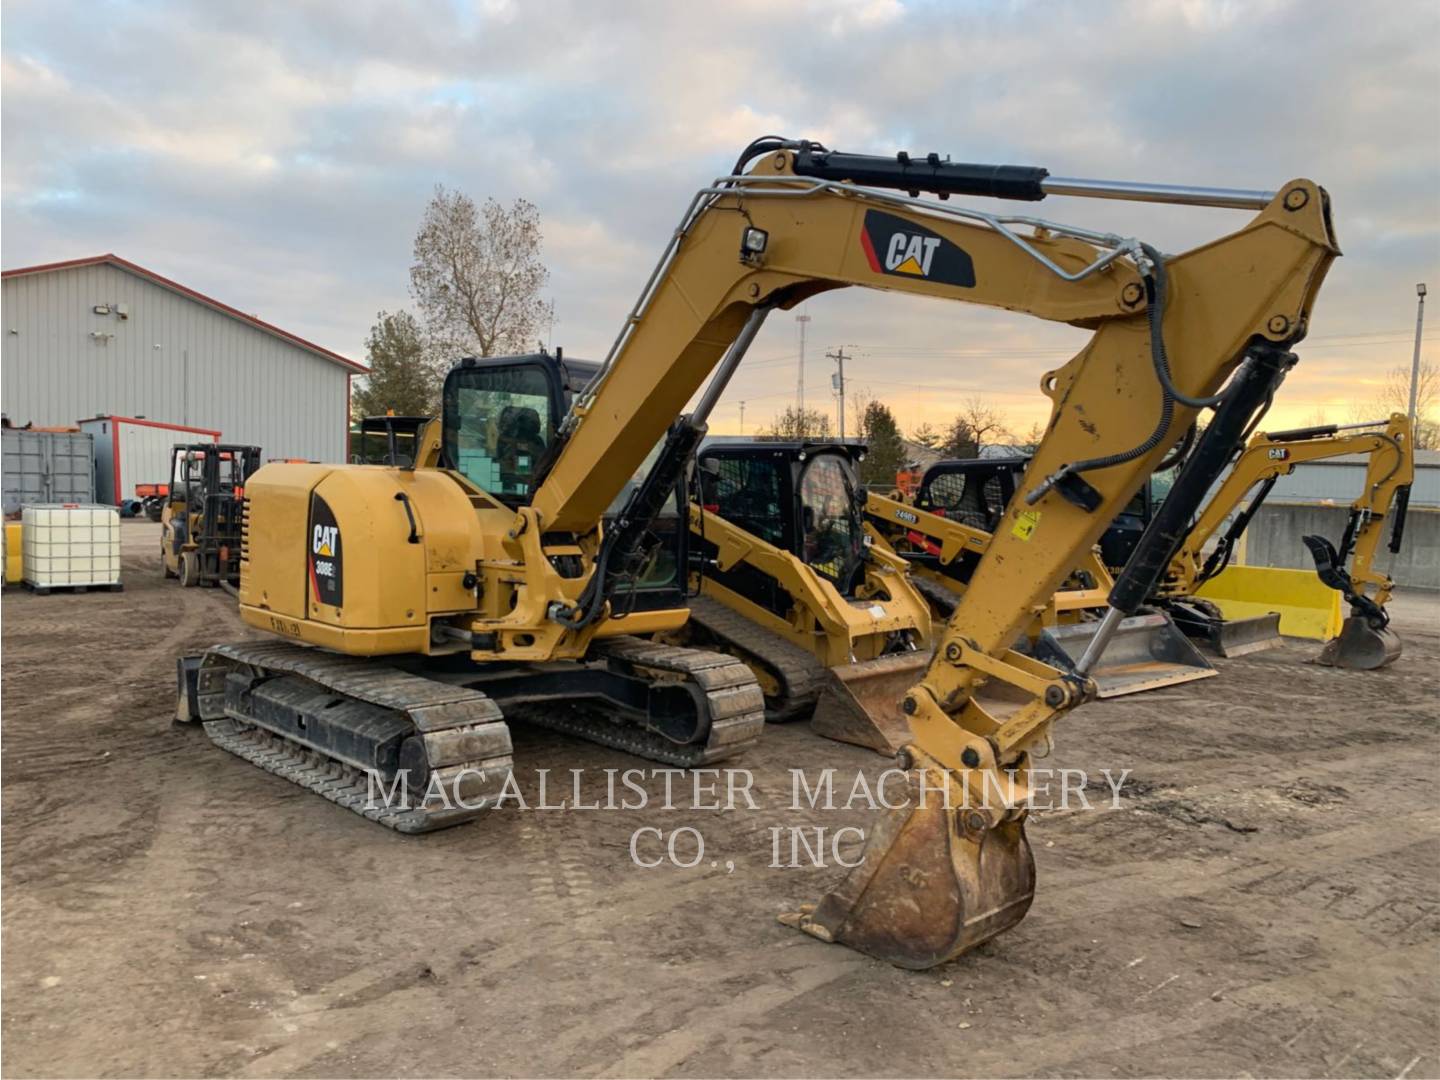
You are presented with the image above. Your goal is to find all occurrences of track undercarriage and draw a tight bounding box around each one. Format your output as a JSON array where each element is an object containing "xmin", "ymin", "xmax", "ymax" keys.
[{"xmin": 178, "ymin": 636, "xmax": 765, "ymax": 833}]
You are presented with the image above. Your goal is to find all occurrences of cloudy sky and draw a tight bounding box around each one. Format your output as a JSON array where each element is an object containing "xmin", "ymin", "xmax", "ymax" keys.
[{"xmin": 4, "ymin": 0, "xmax": 1438, "ymax": 437}]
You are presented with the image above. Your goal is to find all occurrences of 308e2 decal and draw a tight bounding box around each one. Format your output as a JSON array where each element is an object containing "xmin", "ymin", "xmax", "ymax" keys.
[
  {"xmin": 308, "ymin": 494, "xmax": 343, "ymax": 607},
  {"xmin": 860, "ymin": 209, "xmax": 976, "ymax": 287}
]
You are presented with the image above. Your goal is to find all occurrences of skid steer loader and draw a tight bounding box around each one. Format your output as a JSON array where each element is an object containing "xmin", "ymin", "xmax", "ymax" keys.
[
  {"xmin": 673, "ymin": 439, "xmax": 932, "ymax": 753},
  {"xmin": 871, "ymin": 461, "xmax": 1216, "ymax": 696},
  {"xmin": 179, "ymin": 136, "xmax": 1337, "ymax": 968}
]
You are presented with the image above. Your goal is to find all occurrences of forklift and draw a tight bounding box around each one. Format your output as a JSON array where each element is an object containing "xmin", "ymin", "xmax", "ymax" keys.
[{"xmin": 160, "ymin": 444, "xmax": 262, "ymax": 587}]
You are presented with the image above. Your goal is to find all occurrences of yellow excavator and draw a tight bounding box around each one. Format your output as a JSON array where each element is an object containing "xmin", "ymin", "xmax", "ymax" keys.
[
  {"xmin": 676, "ymin": 439, "xmax": 934, "ymax": 750},
  {"xmin": 863, "ymin": 485, "xmax": 1217, "ymax": 698},
  {"xmin": 179, "ymin": 138, "xmax": 1337, "ymax": 968},
  {"xmin": 1155, "ymin": 412, "xmax": 1414, "ymax": 667}
]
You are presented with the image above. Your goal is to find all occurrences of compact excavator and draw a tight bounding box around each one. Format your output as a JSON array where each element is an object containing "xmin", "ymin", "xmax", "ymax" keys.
[
  {"xmin": 1156, "ymin": 412, "xmax": 1413, "ymax": 666},
  {"xmin": 180, "ymin": 138, "xmax": 1337, "ymax": 969}
]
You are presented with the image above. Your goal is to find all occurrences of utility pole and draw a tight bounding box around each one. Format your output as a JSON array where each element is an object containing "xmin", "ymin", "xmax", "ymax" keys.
[
  {"xmin": 1409, "ymin": 283, "xmax": 1427, "ymax": 426},
  {"xmin": 827, "ymin": 347, "xmax": 850, "ymax": 439},
  {"xmin": 795, "ymin": 312, "xmax": 811, "ymax": 416},
  {"xmin": 739, "ymin": 400, "xmax": 746, "ymax": 434}
]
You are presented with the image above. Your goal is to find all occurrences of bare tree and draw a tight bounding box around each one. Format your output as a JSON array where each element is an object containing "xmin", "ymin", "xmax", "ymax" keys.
[
  {"xmin": 1359, "ymin": 362, "xmax": 1439, "ymax": 448},
  {"xmin": 410, "ymin": 187, "xmax": 550, "ymax": 358},
  {"xmin": 848, "ymin": 387, "xmax": 874, "ymax": 441},
  {"xmin": 941, "ymin": 395, "xmax": 1012, "ymax": 457},
  {"xmin": 764, "ymin": 405, "xmax": 833, "ymax": 439}
]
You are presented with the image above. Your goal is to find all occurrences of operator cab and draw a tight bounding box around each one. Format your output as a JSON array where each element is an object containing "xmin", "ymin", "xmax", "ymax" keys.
[
  {"xmin": 916, "ymin": 456, "xmax": 1028, "ymax": 531},
  {"xmin": 441, "ymin": 352, "xmax": 600, "ymax": 505},
  {"xmin": 439, "ymin": 352, "xmax": 685, "ymax": 611},
  {"xmin": 694, "ymin": 440, "xmax": 870, "ymax": 602}
]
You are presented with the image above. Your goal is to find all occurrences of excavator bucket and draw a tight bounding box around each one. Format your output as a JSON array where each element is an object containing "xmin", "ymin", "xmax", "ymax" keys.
[
  {"xmin": 1317, "ymin": 614, "xmax": 1402, "ymax": 670},
  {"xmin": 1032, "ymin": 613, "xmax": 1217, "ymax": 697},
  {"xmin": 810, "ymin": 652, "xmax": 930, "ymax": 754},
  {"xmin": 781, "ymin": 755, "xmax": 1036, "ymax": 969}
]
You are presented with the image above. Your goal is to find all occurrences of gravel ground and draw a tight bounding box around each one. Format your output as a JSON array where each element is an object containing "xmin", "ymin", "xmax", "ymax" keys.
[{"xmin": 3, "ymin": 521, "xmax": 1437, "ymax": 1078}]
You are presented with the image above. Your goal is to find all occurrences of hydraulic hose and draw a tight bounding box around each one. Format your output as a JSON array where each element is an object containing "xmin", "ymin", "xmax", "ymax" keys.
[{"xmin": 1027, "ymin": 241, "xmax": 1255, "ymax": 508}]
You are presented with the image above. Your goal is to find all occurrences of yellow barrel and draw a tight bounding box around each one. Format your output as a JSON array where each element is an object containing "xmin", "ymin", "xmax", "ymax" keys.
[{"xmin": 4, "ymin": 522, "xmax": 22, "ymax": 584}]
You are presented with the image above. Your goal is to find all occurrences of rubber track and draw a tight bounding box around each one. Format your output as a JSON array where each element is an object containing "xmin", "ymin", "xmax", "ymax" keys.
[
  {"xmin": 683, "ymin": 595, "xmax": 831, "ymax": 722},
  {"xmin": 195, "ymin": 641, "xmax": 512, "ymax": 834},
  {"xmin": 523, "ymin": 634, "xmax": 766, "ymax": 765},
  {"xmin": 912, "ymin": 575, "xmax": 962, "ymax": 619}
]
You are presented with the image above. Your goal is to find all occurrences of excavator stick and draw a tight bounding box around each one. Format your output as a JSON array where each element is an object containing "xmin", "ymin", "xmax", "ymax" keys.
[
  {"xmin": 1032, "ymin": 613, "xmax": 1217, "ymax": 696},
  {"xmin": 781, "ymin": 752, "xmax": 1035, "ymax": 968},
  {"xmin": 1317, "ymin": 614, "xmax": 1402, "ymax": 670},
  {"xmin": 810, "ymin": 652, "xmax": 930, "ymax": 753}
]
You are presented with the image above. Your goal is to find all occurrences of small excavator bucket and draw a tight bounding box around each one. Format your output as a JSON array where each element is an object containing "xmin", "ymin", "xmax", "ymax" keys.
[
  {"xmin": 781, "ymin": 754, "xmax": 1036, "ymax": 969},
  {"xmin": 1033, "ymin": 613, "xmax": 1217, "ymax": 697},
  {"xmin": 1317, "ymin": 614, "xmax": 1402, "ymax": 670},
  {"xmin": 810, "ymin": 652, "xmax": 930, "ymax": 754}
]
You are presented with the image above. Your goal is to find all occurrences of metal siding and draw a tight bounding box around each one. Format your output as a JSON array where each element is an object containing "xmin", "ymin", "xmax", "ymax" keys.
[
  {"xmin": 118, "ymin": 423, "xmax": 217, "ymax": 502},
  {"xmin": 1268, "ymin": 460, "xmax": 1439, "ymax": 508},
  {"xmin": 3, "ymin": 264, "xmax": 348, "ymax": 462}
]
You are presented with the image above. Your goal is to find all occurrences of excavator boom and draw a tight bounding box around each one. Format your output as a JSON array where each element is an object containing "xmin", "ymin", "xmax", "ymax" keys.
[{"xmin": 526, "ymin": 142, "xmax": 1337, "ymax": 966}]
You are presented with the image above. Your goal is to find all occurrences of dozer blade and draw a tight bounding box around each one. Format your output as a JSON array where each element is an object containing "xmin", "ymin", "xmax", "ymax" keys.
[
  {"xmin": 1033, "ymin": 613, "xmax": 1217, "ymax": 697},
  {"xmin": 810, "ymin": 652, "xmax": 930, "ymax": 754},
  {"xmin": 1208, "ymin": 612, "xmax": 1283, "ymax": 658},
  {"xmin": 1317, "ymin": 614, "xmax": 1402, "ymax": 670},
  {"xmin": 781, "ymin": 755, "xmax": 1035, "ymax": 969}
]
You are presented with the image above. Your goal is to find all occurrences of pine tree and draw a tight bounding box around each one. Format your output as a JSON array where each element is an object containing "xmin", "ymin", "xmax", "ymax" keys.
[
  {"xmin": 858, "ymin": 401, "xmax": 906, "ymax": 487},
  {"xmin": 351, "ymin": 310, "xmax": 436, "ymax": 420}
]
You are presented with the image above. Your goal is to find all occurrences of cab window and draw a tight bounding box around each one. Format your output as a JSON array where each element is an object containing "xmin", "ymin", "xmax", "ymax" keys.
[
  {"xmin": 699, "ymin": 455, "xmax": 785, "ymax": 548},
  {"xmin": 444, "ymin": 366, "xmax": 553, "ymax": 499},
  {"xmin": 799, "ymin": 455, "xmax": 859, "ymax": 581}
]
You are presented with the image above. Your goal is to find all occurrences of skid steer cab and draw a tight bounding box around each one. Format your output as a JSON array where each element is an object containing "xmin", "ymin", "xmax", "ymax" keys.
[
  {"xmin": 681, "ymin": 438, "xmax": 933, "ymax": 750},
  {"xmin": 161, "ymin": 443, "xmax": 262, "ymax": 588}
]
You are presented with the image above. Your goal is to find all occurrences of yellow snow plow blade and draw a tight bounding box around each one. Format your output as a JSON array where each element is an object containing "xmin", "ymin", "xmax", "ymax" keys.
[{"xmin": 1194, "ymin": 565, "xmax": 1343, "ymax": 641}]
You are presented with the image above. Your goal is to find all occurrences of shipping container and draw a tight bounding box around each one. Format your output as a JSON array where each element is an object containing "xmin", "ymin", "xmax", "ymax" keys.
[
  {"xmin": 1, "ymin": 428, "xmax": 96, "ymax": 515},
  {"xmin": 78, "ymin": 415, "xmax": 220, "ymax": 505}
]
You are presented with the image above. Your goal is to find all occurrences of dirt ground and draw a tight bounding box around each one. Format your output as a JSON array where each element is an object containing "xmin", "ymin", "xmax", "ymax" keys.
[{"xmin": 2, "ymin": 521, "xmax": 1437, "ymax": 1079}]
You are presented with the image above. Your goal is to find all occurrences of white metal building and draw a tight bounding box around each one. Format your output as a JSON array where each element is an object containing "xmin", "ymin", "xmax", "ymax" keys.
[{"xmin": 2, "ymin": 254, "xmax": 366, "ymax": 472}]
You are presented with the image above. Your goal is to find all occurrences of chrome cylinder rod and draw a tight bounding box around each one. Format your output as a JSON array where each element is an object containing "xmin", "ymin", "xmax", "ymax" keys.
[
  {"xmin": 1042, "ymin": 177, "xmax": 1277, "ymax": 210},
  {"xmin": 692, "ymin": 304, "xmax": 773, "ymax": 425},
  {"xmin": 1073, "ymin": 605, "xmax": 1128, "ymax": 676}
]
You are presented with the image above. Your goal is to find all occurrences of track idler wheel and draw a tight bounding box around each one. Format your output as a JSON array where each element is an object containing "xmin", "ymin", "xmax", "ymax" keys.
[
  {"xmin": 1317, "ymin": 614, "xmax": 1402, "ymax": 670},
  {"xmin": 780, "ymin": 750, "xmax": 1035, "ymax": 969}
]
